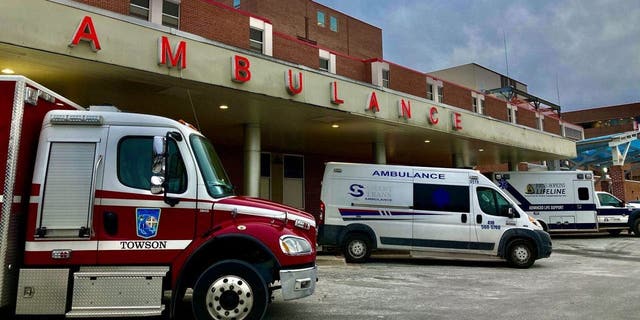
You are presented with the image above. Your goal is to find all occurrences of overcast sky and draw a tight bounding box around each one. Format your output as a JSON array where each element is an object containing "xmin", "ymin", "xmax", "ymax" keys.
[{"xmin": 314, "ymin": 0, "xmax": 639, "ymax": 112}]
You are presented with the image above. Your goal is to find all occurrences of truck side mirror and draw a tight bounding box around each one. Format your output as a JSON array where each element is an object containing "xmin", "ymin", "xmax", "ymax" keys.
[
  {"xmin": 150, "ymin": 136, "xmax": 166, "ymax": 195},
  {"xmin": 505, "ymin": 207, "xmax": 516, "ymax": 219}
]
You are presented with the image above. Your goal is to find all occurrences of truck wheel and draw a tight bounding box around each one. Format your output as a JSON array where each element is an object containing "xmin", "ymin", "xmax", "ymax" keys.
[
  {"xmin": 632, "ymin": 219, "xmax": 640, "ymax": 237},
  {"xmin": 343, "ymin": 233, "xmax": 371, "ymax": 263},
  {"xmin": 507, "ymin": 239, "xmax": 535, "ymax": 268},
  {"xmin": 192, "ymin": 260, "xmax": 268, "ymax": 320}
]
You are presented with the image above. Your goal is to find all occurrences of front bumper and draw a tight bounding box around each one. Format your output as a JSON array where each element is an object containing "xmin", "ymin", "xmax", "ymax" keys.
[{"xmin": 279, "ymin": 265, "xmax": 317, "ymax": 301}]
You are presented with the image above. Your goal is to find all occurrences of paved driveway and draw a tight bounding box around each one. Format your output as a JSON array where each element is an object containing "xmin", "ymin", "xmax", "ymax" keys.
[{"xmin": 265, "ymin": 233, "xmax": 640, "ymax": 320}]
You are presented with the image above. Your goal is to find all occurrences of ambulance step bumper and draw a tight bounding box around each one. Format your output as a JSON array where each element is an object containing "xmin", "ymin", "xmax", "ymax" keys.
[{"xmin": 67, "ymin": 266, "xmax": 169, "ymax": 318}]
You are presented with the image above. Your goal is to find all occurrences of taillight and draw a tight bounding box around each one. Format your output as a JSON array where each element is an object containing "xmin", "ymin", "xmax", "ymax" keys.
[{"xmin": 319, "ymin": 200, "xmax": 325, "ymax": 224}]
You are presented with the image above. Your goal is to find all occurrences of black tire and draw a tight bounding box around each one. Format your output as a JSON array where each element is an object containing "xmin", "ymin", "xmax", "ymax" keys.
[
  {"xmin": 632, "ymin": 218, "xmax": 640, "ymax": 237},
  {"xmin": 607, "ymin": 229, "xmax": 622, "ymax": 236},
  {"xmin": 343, "ymin": 233, "xmax": 371, "ymax": 263},
  {"xmin": 506, "ymin": 239, "xmax": 535, "ymax": 268},
  {"xmin": 192, "ymin": 260, "xmax": 268, "ymax": 320}
]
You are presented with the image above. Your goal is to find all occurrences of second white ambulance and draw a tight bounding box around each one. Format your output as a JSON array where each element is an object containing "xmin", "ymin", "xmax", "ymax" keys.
[{"xmin": 318, "ymin": 162, "xmax": 552, "ymax": 268}]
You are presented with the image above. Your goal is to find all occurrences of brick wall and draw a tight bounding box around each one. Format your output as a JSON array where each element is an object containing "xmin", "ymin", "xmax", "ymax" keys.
[
  {"xmin": 484, "ymin": 97, "xmax": 508, "ymax": 121},
  {"xmin": 181, "ymin": 1, "xmax": 250, "ymax": 50},
  {"xmin": 562, "ymin": 102, "xmax": 640, "ymax": 123},
  {"xmin": 543, "ymin": 116, "xmax": 562, "ymax": 135},
  {"xmin": 339, "ymin": 16, "xmax": 383, "ymax": 59},
  {"xmin": 236, "ymin": 0, "xmax": 382, "ymax": 60},
  {"xmin": 336, "ymin": 56, "xmax": 366, "ymax": 82},
  {"xmin": 273, "ymin": 36, "xmax": 318, "ymax": 68},
  {"xmin": 517, "ymin": 108, "xmax": 538, "ymax": 129},
  {"xmin": 583, "ymin": 124, "xmax": 635, "ymax": 138},
  {"xmin": 442, "ymin": 83, "xmax": 473, "ymax": 111},
  {"xmin": 389, "ymin": 64, "xmax": 427, "ymax": 99},
  {"xmin": 73, "ymin": 0, "xmax": 129, "ymax": 14},
  {"xmin": 610, "ymin": 165, "xmax": 626, "ymax": 201}
]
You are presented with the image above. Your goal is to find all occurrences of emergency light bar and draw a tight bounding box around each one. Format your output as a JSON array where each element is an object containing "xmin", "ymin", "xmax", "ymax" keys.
[{"xmin": 50, "ymin": 114, "xmax": 103, "ymax": 125}]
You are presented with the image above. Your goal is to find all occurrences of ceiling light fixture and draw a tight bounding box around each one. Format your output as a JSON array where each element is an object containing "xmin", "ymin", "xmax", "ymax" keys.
[
  {"xmin": 331, "ymin": 124, "xmax": 340, "ymax": 128},
  {"xmin": 1, "ymin": 68, "xmax": 15, "ymax": 74},
  {"xmin": 424, "ymin": 140, "xmax": 431, "ymax": 143},
  {"xmin": 478, "ymin": 148, "xmax": 484, "ymax": 152},
  {"xmin": 219, "ymin": 105, "xmax": 229, "ymax": 110}
]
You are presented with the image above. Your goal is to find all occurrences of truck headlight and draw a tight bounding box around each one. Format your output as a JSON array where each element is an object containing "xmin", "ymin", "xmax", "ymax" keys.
[{"xmin": 279, "ymin": 235, "xmax": 312, "ymax": 256}]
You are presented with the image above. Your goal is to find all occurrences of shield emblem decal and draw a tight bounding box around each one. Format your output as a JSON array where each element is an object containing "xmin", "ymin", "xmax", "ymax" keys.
[{"xmin": 136, "ymin": 208, "xmax": 161, "ymax": 239}]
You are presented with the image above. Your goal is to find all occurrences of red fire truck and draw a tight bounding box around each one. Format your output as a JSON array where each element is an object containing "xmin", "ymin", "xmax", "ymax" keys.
[{"xmin": 0, "ymin": 75, "xmax": 317, "ymax": 319}]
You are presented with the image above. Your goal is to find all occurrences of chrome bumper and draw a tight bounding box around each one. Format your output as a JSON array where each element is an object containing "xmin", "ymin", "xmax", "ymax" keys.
[{"xmin": 279, "ymin": 265, "xmax": 317, "ymax": 301}]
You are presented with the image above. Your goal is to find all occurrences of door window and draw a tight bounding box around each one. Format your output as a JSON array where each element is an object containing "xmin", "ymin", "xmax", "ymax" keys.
[
  {"xmin": 413, "ymin": 184, "xmax": 469, "ymax": 212},
  {"xmin": 477, "ymin": 187, "xmax": 514, "ymax": 217},
  {"xmin": 118, "ymin": 137, "xmax": 187, "ymax": 193},
  {"xmin": 598, "ymin": 193, "xmax": 623, "ymax": 207}
]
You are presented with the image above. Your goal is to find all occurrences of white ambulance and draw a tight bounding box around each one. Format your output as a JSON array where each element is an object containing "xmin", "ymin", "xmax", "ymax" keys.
[
  {"xmin": 493, "ymin": 171, "xmax": 640, "ymax": 236},
  {"xmin": 318, "ymin": 162, "xmax": 552, "ymax": 268}
]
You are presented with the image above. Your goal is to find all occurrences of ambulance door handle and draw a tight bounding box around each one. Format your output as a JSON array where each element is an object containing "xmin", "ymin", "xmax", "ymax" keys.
[
  {"xmin": 461, "ymin": 214, "xmax": 467, "ymax": 223},
  {"xmin": 476, "ymin": 215, "xmax": 482, "ymax": 224}
]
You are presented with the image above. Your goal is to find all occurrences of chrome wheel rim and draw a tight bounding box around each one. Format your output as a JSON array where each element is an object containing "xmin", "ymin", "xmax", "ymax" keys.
[{"xmin": 205, "ymin": 275, "xmax": 253, "ymax": 320}]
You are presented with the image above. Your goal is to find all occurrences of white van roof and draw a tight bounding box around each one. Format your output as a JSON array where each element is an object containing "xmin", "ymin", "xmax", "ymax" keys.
[{"xmin": 324, "ymin": 162, "xmax": 488, "ymax": 185}]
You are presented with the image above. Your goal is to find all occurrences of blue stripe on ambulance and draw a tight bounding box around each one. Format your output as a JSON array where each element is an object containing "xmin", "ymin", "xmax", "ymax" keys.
[{"xmin": 338, "ymin": 208, "xmax": 445, "ymax": 221}]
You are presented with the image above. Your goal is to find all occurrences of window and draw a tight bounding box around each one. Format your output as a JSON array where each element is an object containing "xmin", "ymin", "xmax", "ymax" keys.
[
  {"xmin": 477, "ymin": 187, "xmax": 515, "ymax": 217},
  {"xmin": 317, "ymin": 11, "xmax": 325, "ymax": 27},
  {"xmin": 319, "ymin": 57, "xmax": 329, "ymax": 71},
  {"xmin": 437, "ymin": 85, "xmax": 443, "ymax": 102},
  {"xmin": 382, "ymin": 69, "xmax": 390, "ymax": 88},
  {"xmin": 598, "ymin": 193, "xmax": 623, "ymax": 207},
  {"xmin": 190, "ymin": 135, "xmax": 234, "ymax": 198},
  {"xmin": 413, "ymin": 184, "xmax": 470, "ymax": 213},
  {"xmin": 470, "ymin": 95, "xmax": 485, "ymax": 114},
  {"xmin": 508, "ymin": 106, "xmax": 517, "ymax": 123},
  {"xmin": 260, "ymin": 153, "xmax": 271, "ymax": 177},
  {"xmin": 578, "ymin": 187, "xmax": 590, "ymax": 201},
  {"xmin": 427, "ymin": 84, "xmax": 434, "ymax": 100},
  {"xmin": 284, "ymin": 155, "xmax": 304, "ymax": 179},
  {"xmin": 130, "ymin": 0, "xmax": 150, "ymax": 20},
  {"xmin": 249, "ymin": 27, "xmax": 263, "ymax": 53},
  {"xmin": 330, "ymin": 16, "xmax": 338, "ymax": 32},
  {"xmin": 118, "ymin": 137, "xmax": 187, "ymax": 193},
  {"xmin": 233, "ymin": 0, "xmax": 240, "ymax": 9},
  {"xmin": 162, "ymin": 1, "xmax": 179, "ymax": 28}
]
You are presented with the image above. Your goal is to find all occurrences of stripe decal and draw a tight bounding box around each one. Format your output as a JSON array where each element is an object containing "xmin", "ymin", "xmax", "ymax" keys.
[
  {"xmin": 381, "ymin": 237, "xmax": 494, "ymax": 251},
  {"xmin": 25, "ymin": 240, "xmax": 192, "ymax": 251},
  {"xmin": 98, "ymin": 198, "xmax": 205, "ymax": 209},
  {"xmin": 339, "ymin": 208, "xmax": 445, "ymax": 221}
]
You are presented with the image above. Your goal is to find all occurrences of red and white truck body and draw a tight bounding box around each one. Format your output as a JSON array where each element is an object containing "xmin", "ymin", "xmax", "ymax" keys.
[{"xmin": 0, "ymin": 76, "xmax": 317, "ymax": 319}]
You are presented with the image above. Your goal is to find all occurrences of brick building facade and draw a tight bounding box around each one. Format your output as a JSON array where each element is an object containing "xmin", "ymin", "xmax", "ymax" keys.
[{"xmin": 72, "ymin": 0, "xmax": 578, "ymax": 141}]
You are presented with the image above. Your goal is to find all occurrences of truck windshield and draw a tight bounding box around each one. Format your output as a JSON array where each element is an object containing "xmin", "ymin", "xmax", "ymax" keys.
[{"xmin": 190, "ymin": 134, "xmax": 234, "ymax": 198}]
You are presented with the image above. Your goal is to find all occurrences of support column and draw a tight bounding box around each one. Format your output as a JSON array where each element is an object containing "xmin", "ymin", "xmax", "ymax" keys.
[
  {"xmin": 609, "ymin": 165, "xmax": 626, "ymax": 201},
  {"xmin": 243, "ymin": 123, "xmax": 260, "ymax": 197},
  {"xmin": 373, "ymin": 141, "xmax": 386, "ymax": 164},
  {"xmin": 453, "ymin": 153, "xmax": 471, "ymax": 168}
]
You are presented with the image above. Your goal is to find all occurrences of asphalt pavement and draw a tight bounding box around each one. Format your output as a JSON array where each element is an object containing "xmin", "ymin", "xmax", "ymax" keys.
[{"xmin": 264, "ymin": 232, "xmax": 640, "ymax": 320}]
